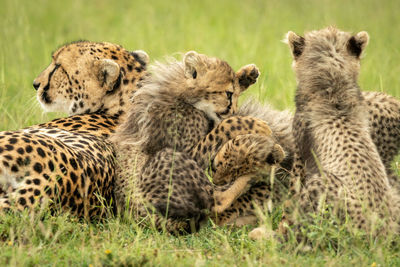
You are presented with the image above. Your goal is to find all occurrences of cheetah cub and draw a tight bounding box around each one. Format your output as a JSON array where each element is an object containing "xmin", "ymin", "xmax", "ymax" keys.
[
  {"xmin": 287, "ymin": 27, "xmax": 400, "ymax": 235},
  {"xmin": 113, "ymin": 51, "xmax": 285, "ymax": 234}
]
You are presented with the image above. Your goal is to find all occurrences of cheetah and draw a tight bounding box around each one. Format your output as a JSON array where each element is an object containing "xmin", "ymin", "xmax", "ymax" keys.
[
  {"xmin": 111, "ymin": 51, "xmax": 285, "ymax": 233},
  {"xmin": 220, "ymin": 87, "xmax": 400, "ymax": 227},
  {"xmin": 0, "ymin": 41, "xmax": 149, "ymax": 217},
  {"xmin": 284, "ymin": 27, "xmax": 400, "ymax": 235}
]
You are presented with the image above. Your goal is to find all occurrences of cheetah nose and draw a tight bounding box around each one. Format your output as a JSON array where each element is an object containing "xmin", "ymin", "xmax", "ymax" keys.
[{"xmin": 33, "ymin": 81, "xmax": 40, "ymax": 91}]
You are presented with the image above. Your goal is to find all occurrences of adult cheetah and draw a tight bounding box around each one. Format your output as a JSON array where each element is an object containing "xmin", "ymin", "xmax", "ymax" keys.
[
  {"xmin": 0, "ymin": 41, "xmax": 149, "ymax": 217},
  {"xmin": 111, "ymin": 51, "xmax": 285, "ymax": 233},
  {"xmin": 285, "ymin": 27, "xmax": 400, "ymax": 234}
]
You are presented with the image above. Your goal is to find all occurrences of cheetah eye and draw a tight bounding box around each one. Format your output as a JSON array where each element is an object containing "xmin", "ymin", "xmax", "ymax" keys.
[
  {"xmin": 192, "ymin": 70, "xmax": 197, "ymax": 79},
  {"xmin": 226, "ymin": 91, "xmax": 233, "ymax": 100}
]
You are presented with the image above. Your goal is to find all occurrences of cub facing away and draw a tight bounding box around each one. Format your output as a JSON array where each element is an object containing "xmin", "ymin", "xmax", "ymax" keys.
[
  {"xmin": 112, "ymin": 51, "xmax": 285, "ymax": 233},
  {"xmin": 287, "ymin": 27, "xmax": 400, "ymax": 235}
]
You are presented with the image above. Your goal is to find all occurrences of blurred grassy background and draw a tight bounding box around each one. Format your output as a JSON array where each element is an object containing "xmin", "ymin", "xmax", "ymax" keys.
[
  {"xmin": 1, "ymin": 0, "xmax": 399, "ymax": 131},
  {"xmin": 1, "ymin": 0, "xmax": 400, "ymax": 265}
]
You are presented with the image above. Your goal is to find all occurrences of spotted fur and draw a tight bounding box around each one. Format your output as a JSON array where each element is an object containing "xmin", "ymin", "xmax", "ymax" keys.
[
  {"xmin": 285, "ymin": 27, "xmax": 400, "ymax": 235},
  {"xmin": 111, "ymin": 51, "xmax": 285, "ymax": 233},
  {"xmin": 0, "ymin": 41, "xmax": 149, "ymax": 217},
  {"xmin": 219, "ymin": 88, "xmax": 400, "ymax": 227}
]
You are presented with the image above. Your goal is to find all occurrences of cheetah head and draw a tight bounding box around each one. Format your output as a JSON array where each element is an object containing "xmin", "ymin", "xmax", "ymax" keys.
[
  {"xmin": 115, "ymin": 51, "xmax": 260, "ymax": 144},
  {"xmin": 181, "ymin": 51, "xmax": 260, "ymax": 122},
  {"xmin": 33, "ymin": 41, "xmax": 149, "ymax": 115},
  {"xmin": 285, "ymin": 27, "xmax": 369, "ymax": 85}
]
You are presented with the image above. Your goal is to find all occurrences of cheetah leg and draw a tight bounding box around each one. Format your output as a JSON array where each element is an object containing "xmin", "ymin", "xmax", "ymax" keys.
[
  {"xmin": 212, "ymin": 134, "xmax": 285, "ymax": 185},
  {"xmin": 231, "ymin": 215, "xmax": 258, "ymax": 226},
  {"xmin": 212, "ymin": 182, "xmax": 266, "ymax": 226},
  {"xmin": 191, "ymin": 116, "xmax": 273, "ymax": 169},
  {"xmin": 212, "ymin": 174, "xmax": 255, "ymax": 213},
  {"xmin": 210, "ymin": 134, "xmax": 285, "ymax": 224}
]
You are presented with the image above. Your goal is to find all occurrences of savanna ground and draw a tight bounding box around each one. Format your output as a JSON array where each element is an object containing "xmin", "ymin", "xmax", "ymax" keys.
[{"xmin": 0, "ymin": 0, "xmax": 399, "ymax": 266}]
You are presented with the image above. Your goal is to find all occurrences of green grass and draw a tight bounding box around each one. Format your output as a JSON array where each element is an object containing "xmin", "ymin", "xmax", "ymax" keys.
[{"xmin": 1, "ymin": 0, "xmax": 400, "ymax": 265}]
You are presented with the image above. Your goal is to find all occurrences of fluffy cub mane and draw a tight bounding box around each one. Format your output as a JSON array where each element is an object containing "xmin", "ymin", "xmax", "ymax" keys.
[{"xmin": 114, "ymin": 52, "xmax": 235, "ymax": 148}]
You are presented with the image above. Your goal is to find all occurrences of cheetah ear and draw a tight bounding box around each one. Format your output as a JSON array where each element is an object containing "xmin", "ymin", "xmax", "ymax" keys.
[
  {"xmin": 184, "ymin": 51, "xmax": 200, "ymax": 79},
  {"xmin": 347, "ymin": 31, "xmax": 369, "ymax": 58},
  {"xmin": 130, "ymin": 50, "xmax": 150, "ymax": 65},
  {"xmin": 266, "ymin": 144, "xmax": 286, "ymax": 165},
  {"xmin": 236, "ymin": 64, "xmax": 260, "ymax": 92},
  {"xmin": 94, "ymin": 59, "xmax": 121, "ymax": 92},
  {"xmin": 285, "ymin": 31, "xmax": 305, "ymax": 60}
]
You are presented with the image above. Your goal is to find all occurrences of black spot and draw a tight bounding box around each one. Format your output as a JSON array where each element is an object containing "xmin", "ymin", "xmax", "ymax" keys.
[
  {"xmin": 86, "ymin": 167, "xmax": 92, "ymax": 176},
  {"xmin": 18, "ymin": 197, "xmax": 26, "ymax": 206},
  {"xmin": 70, "ymin": 172, "xmax": 78, "ymax": 183},
  {"xmin": 33, "ymin": 163, "xmax": 43, "ymax": 174},
  {"xmin": 26, "ymin": 145, "xmax": 33, "ymax": 153},
  {"xmin": 70, "ymin": 158, "xmax": 78, "ymax": 170},
  {"xmin": 73, "ymin": 188, "xmax": 81, "ymax": 198},
  {"xmin": 9, "ymin": 138, "xmax": 17, "ymax": 144},
  {"xmin": 61, "ymin": 153, "xmax": 68, "ymax": 164},
  {"xmin": 5, "ymin": 145, "xmax": 13, "ymax": 151},
  {"xmin": 44, "ymin": 186, "xmax": 52, "ymax": 196},
  {"xmin": 48, "ymin": 160, "xmax": 55, "ymax": 172},
  {"xmin": 34, "ymin": 189, "xmax": 41, "ymax": 196},
  {"xmin": 19, "ymin": 189, "xmax": 27, "ymax": 194},
  {"xmin": 72, "ymin": 116, "xmax": 82, "ymax": 121},
  {"xmin": 33, "ymin": 179, "xmax": 41, "ymax": 185},
  {"xmin": 59, "ymin": 164, "xmax": 67, "ymax": 175},
  {"xmin": 11, "ymin": 165, "xmax": 19, "ymax": 172},
  {"xmin": 69, "ymin": 197, "xmax": 77, "ymax": 211},
  {"xmin": 61, "ymin": 197, "xmax": 68, "ymax": 206},
  {"xmin": 66, "ymin": 180, "xmax": 71, "ymax": 193},
  {"xmin": 111, "ymin": 55, "xmax": 118, "ymax": 60},
  {"xmin": 57, "ymin": 177, "xmax": 63, "ymax": 186},
  {"xmin": 17, "ymin": 147, "xmax": 24, "ymax": 155},
  {"xmin": 37, "ymin": 147, "xmax": 46, "ymax": 158},
  {"xmin": 80, "ymin": 174, "xmax": 86, "ymax": 188},
  {"xmin": 16, "ymin": 157, "xmax": 24, "ymax": 166}
]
